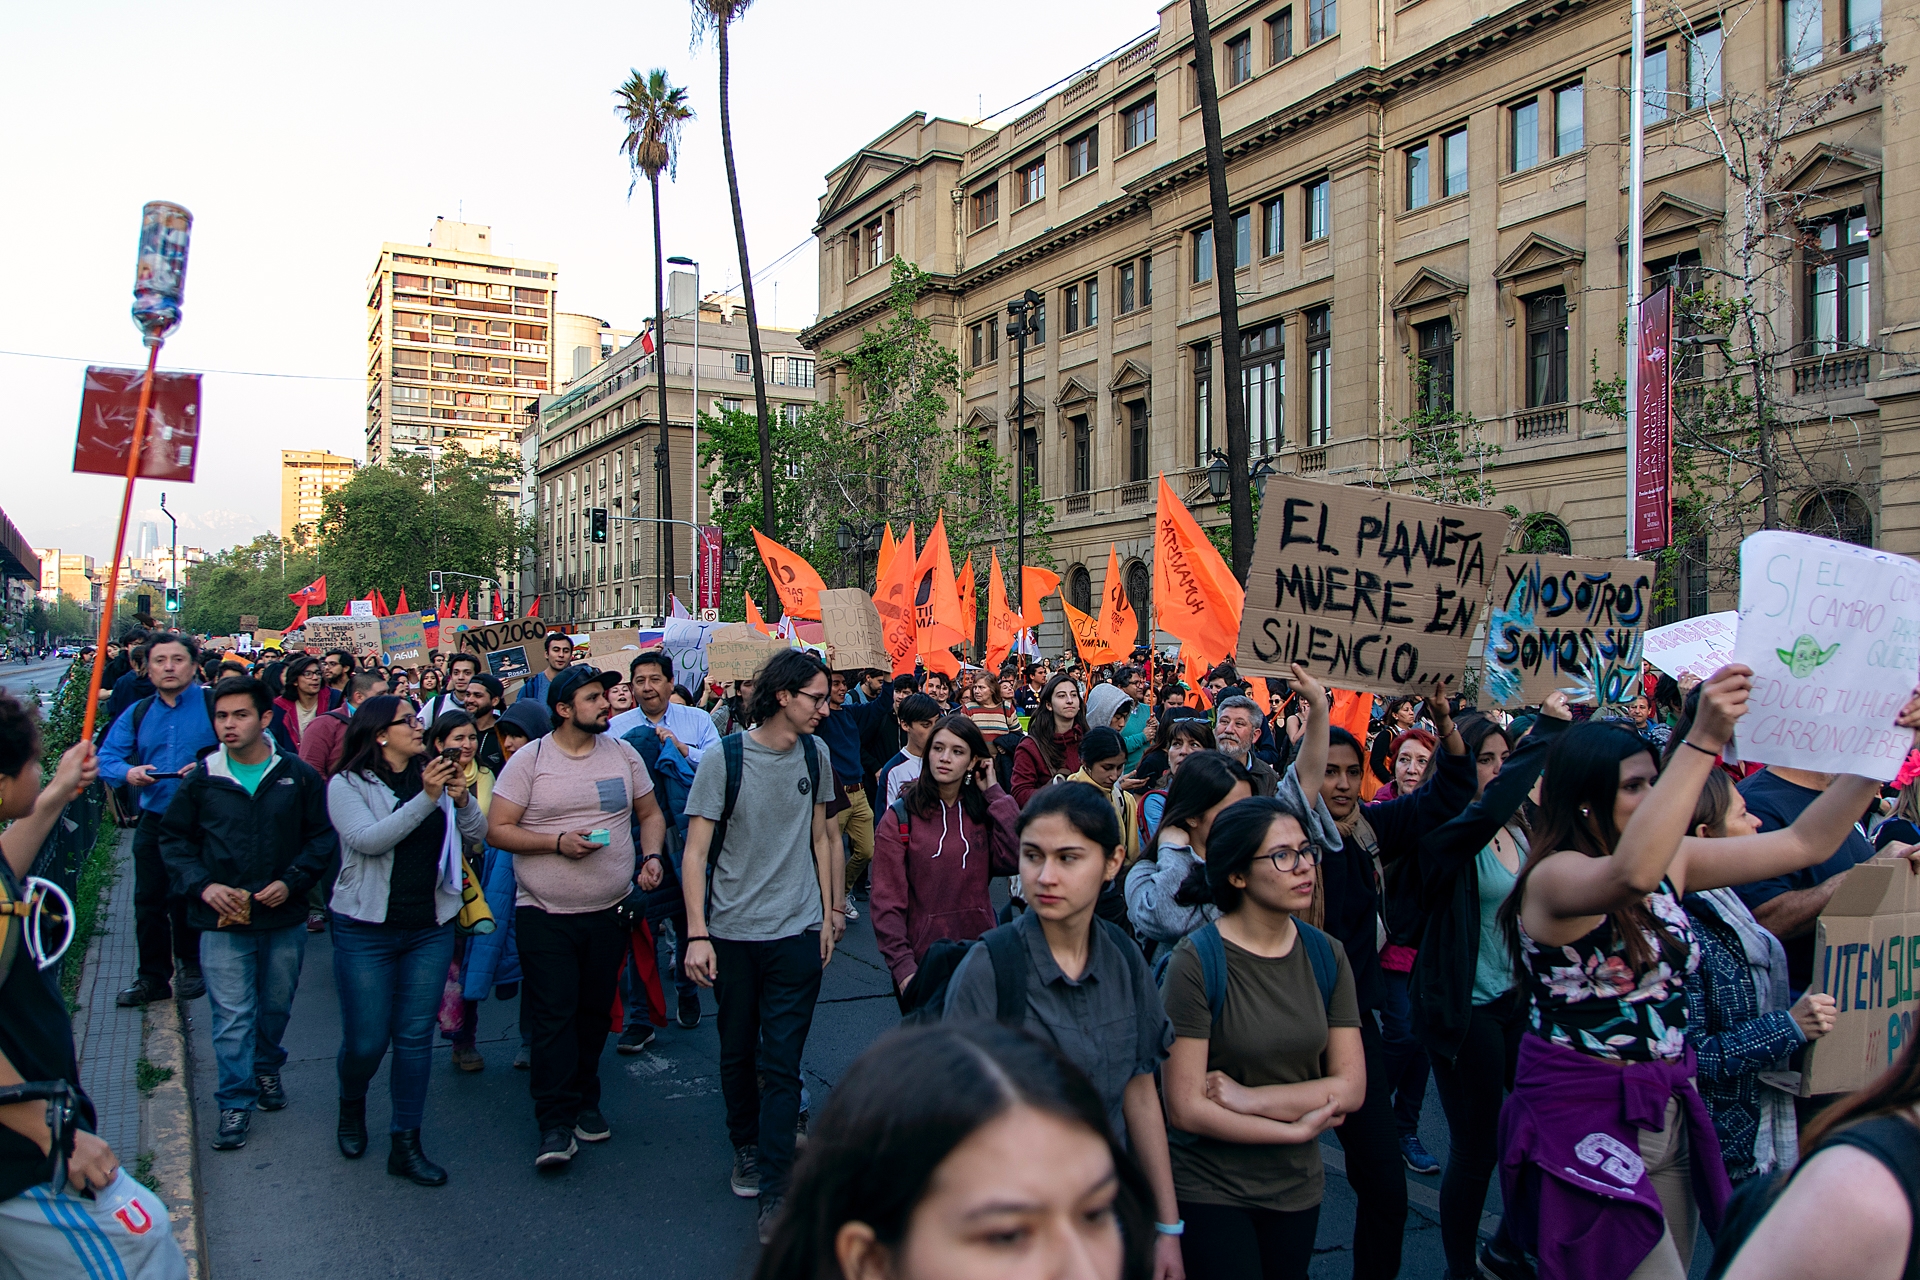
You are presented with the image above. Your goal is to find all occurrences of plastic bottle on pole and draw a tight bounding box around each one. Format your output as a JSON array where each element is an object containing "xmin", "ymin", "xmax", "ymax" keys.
[{"xmin": 132, "ymin": 201, "xmax": 192, "ymax": 345}]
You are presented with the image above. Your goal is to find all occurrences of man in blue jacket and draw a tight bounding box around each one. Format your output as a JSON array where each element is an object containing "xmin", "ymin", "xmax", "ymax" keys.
[{"xmin": 97, "ymin": 631, "xmax": 215, "ymax": 1006}]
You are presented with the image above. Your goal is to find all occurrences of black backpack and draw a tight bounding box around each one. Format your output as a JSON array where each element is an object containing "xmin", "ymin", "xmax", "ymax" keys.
[
  {"xmin": 707, "ymin": 730, "xmax": 822, "ymax": 880},
  {"xmin": 901, "ymin": 916, "xmax": 1136, "ymax": 1027},
  {"xmin": 107, "ymin": 688, "xmax": 217, "ymax": 827}
]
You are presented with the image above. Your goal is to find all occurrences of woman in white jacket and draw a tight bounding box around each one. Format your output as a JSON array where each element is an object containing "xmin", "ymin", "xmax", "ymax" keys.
[{"xmin": 324, "ymin": 696, "xmax": 486, "ymax": 1187}]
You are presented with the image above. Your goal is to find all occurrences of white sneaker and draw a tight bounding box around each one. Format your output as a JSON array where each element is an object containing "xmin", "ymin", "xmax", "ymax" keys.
[{"xmin": 843, "ymin": 892, "xmax": 860, "ymax": 922}]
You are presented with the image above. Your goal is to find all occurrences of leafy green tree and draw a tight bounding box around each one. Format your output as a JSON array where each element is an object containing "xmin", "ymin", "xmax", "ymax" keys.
[
  {"xmin": 178, "ymin": 536, "xmax": 320, "ymax": 634},
  {"xmin": 1387, "ymin": 363, "xmax": 1503, "ymax": 508}
]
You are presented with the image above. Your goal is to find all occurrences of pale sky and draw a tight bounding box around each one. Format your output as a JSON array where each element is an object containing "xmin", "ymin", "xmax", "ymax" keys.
[{"xmin": 2, "ymin": 0, "xmax": 1157, "ymax": 566}]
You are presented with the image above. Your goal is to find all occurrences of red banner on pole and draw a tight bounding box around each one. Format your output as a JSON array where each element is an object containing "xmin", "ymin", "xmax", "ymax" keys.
[
  {"xmin": 697, "ymin": 526, "xmax": 723, "ymax": 612},
  {"xmin": 1631, "ymin": 286, "xmax": 1673, "ymax": 554}
]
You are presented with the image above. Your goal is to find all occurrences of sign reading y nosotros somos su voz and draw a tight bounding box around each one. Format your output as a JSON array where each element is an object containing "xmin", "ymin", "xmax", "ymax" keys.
[
  {"xmin": 1484, "ymin": 555, "xmax": 1651, "ymax": 708},
  {"xmin": 1236, "ymin": 478, "xmax": 1508, "ymax": 696}
]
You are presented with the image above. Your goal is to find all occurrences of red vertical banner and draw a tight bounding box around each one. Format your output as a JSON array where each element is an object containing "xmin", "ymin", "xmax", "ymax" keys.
[
  {"xmin": 696, "ymin": 526, "xmax": 723, "ymax": 611},
  {"xmin": 1632, "ymin": 285, "xmax": 1673, "ymax": 554}
]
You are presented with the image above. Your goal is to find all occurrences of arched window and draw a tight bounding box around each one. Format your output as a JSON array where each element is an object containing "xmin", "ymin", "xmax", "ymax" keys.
[
  {"xmin": 1797, "ymin": 489, "xmax": 1873, "ymax": 546},
  {"xmin": 1066, "ymin": 564, "xmax": 1093, "ymax": 612},
  {"xmin": 1515, "ymin": 511, "xmax": 1572, "ymax": 554},
  {"xmin": 1125, "ymin": 560, "xmax": 1152, "ymax": 645}
]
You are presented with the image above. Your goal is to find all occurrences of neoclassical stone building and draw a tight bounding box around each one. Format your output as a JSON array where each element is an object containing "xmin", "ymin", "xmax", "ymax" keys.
[{"xmin": 802, "ymin": 0, "xmax": 1909, "ymax": 649}]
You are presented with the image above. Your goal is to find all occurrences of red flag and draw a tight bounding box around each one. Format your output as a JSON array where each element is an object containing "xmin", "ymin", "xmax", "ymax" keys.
[
  {"xmin": 1183, "ymin": 652, "xmax": 1213, "ymax": 710},
  {"xmin": 288, "ymin": 575, "xmax": 327, "ymax": 608},
  {"xmin": 745, "ymin": 591, "xmax": 773, "ymax": 635},
  {"xmin": 1020, "ymin": 566, "xmax": 1060, "ymax": 629},
  {"xmin": 457, "ymin": 591, "xmax": 471, "ymax": 618},
  {"xmin": 288, "ymin": 603, "xmax": 310, "ymax": 630},
  {"xmin": 1061, "ymin": 599, "xmax": 1125, "ymax": 665},
  {"xmin": 395, "ymin": 588, "xmax": 409, "ymax": 614},
  {"xmin": 752, "ymin": 529, "xmax": 829, "ymax": 620},
  {"xmin": 875, "ymin": 524, "xmax": 898, "ymax": 585},
  {"xmin": 525, "ymin": 594, "xmax": 541, "ymax": 618},
  {"xmin": 985, "ymin": 550, "xmax": 1020, "ymax": 673},
  {"xmin": 913, "ymin": 515, "xmax": 968, "ymax": 659},
  {"xmin": 368, "ymin": 590, "xmax": 389, "ymax": 618},
  {"xmin": 490, "ymin": 592, "xmax": 505, "ymax": 621}
]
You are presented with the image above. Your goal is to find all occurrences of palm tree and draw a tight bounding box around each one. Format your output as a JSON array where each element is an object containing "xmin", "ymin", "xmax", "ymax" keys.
[
  {"xmin": 1187, "ymin": 0, "xmax": 1254, "ymax": 582},
  {"xmin": 690, "ymin": 0, "xmax": 778, "ymax": 597},
  {"xmin": 616, "ymin": 68, "xmax": 694, "ymax": 617}
]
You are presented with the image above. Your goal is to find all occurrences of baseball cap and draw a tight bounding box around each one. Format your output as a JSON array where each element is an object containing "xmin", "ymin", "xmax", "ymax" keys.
[{"xmin": 546, "ymin": 665, "xmax": 622, "ymax": 711}]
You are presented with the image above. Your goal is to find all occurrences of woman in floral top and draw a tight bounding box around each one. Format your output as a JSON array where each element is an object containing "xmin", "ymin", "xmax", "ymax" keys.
[{"xmin": 1499, "ymin": 667, "xmax": 1920, "ymax": 1280}]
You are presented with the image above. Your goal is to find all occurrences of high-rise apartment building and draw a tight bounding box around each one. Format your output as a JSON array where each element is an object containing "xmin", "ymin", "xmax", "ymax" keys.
[
  {"xmin": 365, "ymin": 219, "xmax": 557, "ymax": 466},
  {"xmin": 34, "ymin": 550, "xmax": 97, "ymax": 609},
  {"xmin": 281, "ymin": 450, "xmax": 357, "ymax": 544}
]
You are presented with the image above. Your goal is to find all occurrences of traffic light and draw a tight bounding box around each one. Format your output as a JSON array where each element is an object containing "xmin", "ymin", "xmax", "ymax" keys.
[
  {"xmin": 164, "ymin": 588, "xmax": 181, "ymax": 613},
  {"xmin": 590, "ymin": 508, "xmax": 609, "ymax": 544},
  {"xmin": 429, "ymin": 570, "xmax": 443, "ymax": 594}
]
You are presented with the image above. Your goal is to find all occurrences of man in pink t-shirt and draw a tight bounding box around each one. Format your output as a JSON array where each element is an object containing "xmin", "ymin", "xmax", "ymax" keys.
[{"xmin": 488, "ymin": 667, "xmax": 667, "ymax": 1170}]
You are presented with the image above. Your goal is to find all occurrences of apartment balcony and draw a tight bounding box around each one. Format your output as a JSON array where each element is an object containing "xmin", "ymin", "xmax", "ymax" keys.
[
  {"xmin": 1513, "ymin": 404, "xmax": 1572, "ymax": 442},
  {"xmin": 1791, "ymin": 350, "xmax": 1872, "ymax": 398}
]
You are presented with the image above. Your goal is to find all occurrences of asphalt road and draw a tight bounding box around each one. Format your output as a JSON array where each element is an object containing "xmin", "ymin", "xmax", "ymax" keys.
[
  {"xmin": 0, "ymin": 654, "xmax": 77, "ymax": 703},
  {"xmin": 181, "ymin": 901, "xmax": 1483, "ymax": 1280}
]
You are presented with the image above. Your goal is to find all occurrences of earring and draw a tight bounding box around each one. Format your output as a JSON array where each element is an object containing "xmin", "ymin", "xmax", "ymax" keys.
[
  {"xmin": 1580, "ymin": 805, "xmax": 1591, "ymax": 818},
  {"xmin": 378, "ymin": 738, "xmax": 388, "ymax": 748}
]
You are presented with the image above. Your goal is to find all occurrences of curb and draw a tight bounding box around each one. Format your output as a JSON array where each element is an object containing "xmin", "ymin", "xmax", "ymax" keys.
[{"xmin": 143, "ymin": 998, "xmax": 206, "ymax": 1280}]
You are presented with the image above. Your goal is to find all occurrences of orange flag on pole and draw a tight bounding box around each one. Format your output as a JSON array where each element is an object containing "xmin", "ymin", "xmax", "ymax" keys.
[
  {"xmin": 1183, "ymin": 651, "xmax": 1214, "ymax": 709},
  {"xmin": 745, "ymin": 591, "xmax": 773, "ymax": 635},
  {"xmin": 1020, "ymin": 566, "xmax": 1060, "ymax": 629},
  {"xmin": 1062, "ymin": 599, "xmax": 1125, "ymax": 665},
  {"xmin": 1153, "ymin": 475, "xmax": 1243, "ymax": 665},
  {"xmin": 985, "ymin": 550, "xmax": 1020, "ymax": 673},
  {"xmin": 753, "ymin": 529, "xmax": 828, "ymax": 620},
  {"xmin": 872, "ymin": 522, "xmax": 920, "ymax": 675},
  {"xmin": 955, "ymin": 557, "xmax": 976, "ymax": 655},
  {"xmin": 1329, "ymin": 688, "xmax": 1373, "ymax": 741},
  {"xmin": 1092, "ymin": 545, "xmax": 1138, "ymax": 660},
  {"xmin": 913, "ymin": 515, "xmax": 967, "ymax": 676},
  {"xmin": 875, "ymin": 524, "xmax": 898, "ymax": 585}
]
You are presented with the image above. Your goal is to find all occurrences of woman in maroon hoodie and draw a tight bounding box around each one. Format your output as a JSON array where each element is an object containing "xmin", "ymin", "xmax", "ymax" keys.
[
  {"xmin": 870, "ymin": 715, "xmax": 1019, "ymax": 998},
  {"xmin": 1010, "ymin": 673, "xmax": 1086, "ymax": 807}
]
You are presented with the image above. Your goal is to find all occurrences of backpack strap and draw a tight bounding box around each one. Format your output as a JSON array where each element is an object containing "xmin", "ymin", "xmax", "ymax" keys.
[
  {"xmin": 1295, "ymin": 919, "xmax": 1339, "ymax": 1011},
  {"xmin": 127, "ymin": 694, "xmax": 155, "ymax": 760},
  {"xmin": 888, "ymin": 798, "xmax": 910, "ymax": 841},
  {"xmin": 1194, "ymin": 921, "xmax": 1229, "ymax": 1024},
  {"xmin": 708, "ymin": 732, "xmax": 747, "ymax": 874},
  {"xmin": 801, "ymin": 733, "xmax": 821, "ymax": 803},
  {"xmin": 983, "ymin": 925, "xmax": 1028, "ymax": 1027}
]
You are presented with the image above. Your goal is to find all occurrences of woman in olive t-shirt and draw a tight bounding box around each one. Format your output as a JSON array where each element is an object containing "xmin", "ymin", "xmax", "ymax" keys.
[{"xmin": 1161, "ymin": 795, "xmax": 1366, "ymax": 1280}]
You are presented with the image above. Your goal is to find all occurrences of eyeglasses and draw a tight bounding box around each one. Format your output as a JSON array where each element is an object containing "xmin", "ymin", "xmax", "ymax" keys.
[
  {"xmin": 792, "ymin": 690, "xmax": 830, "ymax": 708},
  {"xmin": 1263, "ymin": 844, "xmax": 1323, "ymax": 873},
  {"xmin": 388, "ymin": 715, "xmax": 422, "ymax": 730}
]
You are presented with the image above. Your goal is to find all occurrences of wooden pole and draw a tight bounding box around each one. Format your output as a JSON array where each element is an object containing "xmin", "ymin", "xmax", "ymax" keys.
[{"xmin": 79, "ymin": 343, "xmax": 161, "ymax": 743}]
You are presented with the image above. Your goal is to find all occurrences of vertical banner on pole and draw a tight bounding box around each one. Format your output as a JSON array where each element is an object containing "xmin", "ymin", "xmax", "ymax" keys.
[
  {"xmin": 697, "ymin": 526, "xmax": 723, "ymax": 612},
  {"xmin": 1631, "ymin": 286, "xmax": 1673, "ymax": 554}
]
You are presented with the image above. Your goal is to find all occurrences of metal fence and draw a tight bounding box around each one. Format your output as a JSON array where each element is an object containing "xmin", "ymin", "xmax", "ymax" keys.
[{"xmin": 27, "ymin": 782, "xmax": 104, "ymax": 905}]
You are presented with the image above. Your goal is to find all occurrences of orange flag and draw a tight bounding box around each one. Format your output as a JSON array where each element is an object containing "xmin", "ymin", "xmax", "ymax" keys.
[
  {"xmin": 745, "ymin": 591, "xmax": 773, "ymax": 635},
  {"xmin": 753, "ymin": 529, "xmax": 827, "ymax": 620},
  {"xmin": 872, "ymin": 523, "xmax": 920, "ymax": 675},
  {"xmin": 1329, "ymin": 687, "xmax": 1373, "ymax": 741},
  {"xmin": 1020, "ymin": 566, "xmax": 1060, "ymax": 629},
  {"xmin": 955, "ymin": 557, "xmax": 977, "ymax": 654},
  {"xmin": 1183, "ymin": 651, "xmax": 1213, "ymax": 709},
  {"xmin": 1092, "ymin": 545, "xmax": 1138, "ymax": 660},
  {"xmin": 985, "ymin": 549, "xmax": 1021, "ymax": 673},
  {"xmin": 1153, "ymin": 475, "xmax": 1243, "ymax": 665},
  {"xmin": 875, "ymin": 524, "xmax": 898, "ymax": 585},
  {"xmin": 913, "ymin": 515, "xmax": 967, "ymax": 677},
  {"xmin": 1062, "ymin": 599, "xmax": 1126, "ymax": 665}
]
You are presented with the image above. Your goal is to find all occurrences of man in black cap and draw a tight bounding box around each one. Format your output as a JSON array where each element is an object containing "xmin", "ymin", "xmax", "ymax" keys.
[{"xmin": 486, "ymin": 667, "xmax": 667, "ymax": 1170}]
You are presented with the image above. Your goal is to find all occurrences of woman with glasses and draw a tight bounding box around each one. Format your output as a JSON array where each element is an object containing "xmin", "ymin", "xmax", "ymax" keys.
[
  {"xmin": 1160, "ymin": 794, "xmax": 1365, "ymax": 1280},
  {"xmin": 268, "ymin": 654, "xmax": 327, "ymax": 754},
  {"xmin": 325, "ymin": 695, "xmax": 487, "ymax": 1186}
]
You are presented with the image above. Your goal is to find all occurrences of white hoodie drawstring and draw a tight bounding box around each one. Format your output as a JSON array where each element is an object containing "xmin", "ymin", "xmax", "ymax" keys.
[{"xmin": 933, "ymin": 800, "xmax": 974, "ymax": 868}]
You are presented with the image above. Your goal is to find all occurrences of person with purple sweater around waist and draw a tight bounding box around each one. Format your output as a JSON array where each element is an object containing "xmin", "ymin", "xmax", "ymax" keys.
[{"xmin": 1497, "ymin": 667, "xmax": 1920, "ymax": 1280}]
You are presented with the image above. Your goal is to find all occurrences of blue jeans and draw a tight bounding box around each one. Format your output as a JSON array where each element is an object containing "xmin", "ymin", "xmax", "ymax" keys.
[
  {"xmin": 1380, "ymin": 968, "xmax": 1431, "ymax": 1137},
  {"xmin": 331, "ymin": 916, "xmax": 454, "ymax": 1132},
  {"xmin": 199, "ymin": 925, "xmax": 306, "ymax": 1111}
]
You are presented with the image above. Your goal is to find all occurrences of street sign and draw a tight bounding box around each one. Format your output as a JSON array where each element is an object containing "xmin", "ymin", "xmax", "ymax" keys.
[{"xmin": 698, "ymin": 608, "xmax": 719, "ymax": 622}]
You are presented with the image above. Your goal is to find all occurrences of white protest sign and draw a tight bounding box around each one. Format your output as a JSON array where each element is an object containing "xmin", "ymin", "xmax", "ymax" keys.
[
  {"xmin": 661, "ymin": 617, "xmax": 723, "ymax": 694},
  {"xmin": 348, "ymin": 599, "xmax": 375, "ymax": 619},
  {"xmin": 1730, "ymin": 531, "xmax": 1920, "ymax": 781},
  {"xmin": 1643, "ymin": 610, "xmax": 1739, "ymax": 682}
]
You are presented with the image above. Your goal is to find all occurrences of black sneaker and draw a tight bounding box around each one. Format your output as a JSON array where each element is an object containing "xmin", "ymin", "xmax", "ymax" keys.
[
  {"xmin": 212, "ymin": 1109, "xmax": 250, "ymax": 1151},
  {"xmin": 535, "ymin": 1128, "xmax": 577, "ymax": 1169},
  {"xmin": 730, "ymin": 1144, "xmax": 760, "ymax": 1198},
  {"xmin": 757, "ymin": 1195, "xmax": 782, "ymax": 1245},
  {"xmin": 115, "ymin": 978, "xmax": 170, "ymax": 1008},
  {"xmin": 676, "ymin": 990, "xmax": 702, "ymax": 1030},
  {"xmin": 512, "ymin": 1042, "xmax": 531, "ymax": 1070},
  {"xmin": 255, "ymin": 1073, "xmax": 288, "ymax": 1111},
  {"xmin": 1479, "ymin": 1240, "xmax": 1538, "ymax": 1280},
  {"xmin": 796, "ymin": 1106, "xmax": 809, "ymax": 1146},
  {"xmin": 616, "ymin": 1024, "xmax": 656, "ymax": 1055},
  {"xmin": 573, "ymin": 1108, "xmax": 610, "ymax": 1143},
  {"xmin": 174, "ymin": 962, "xmax": 206, "ymax": 1001}
]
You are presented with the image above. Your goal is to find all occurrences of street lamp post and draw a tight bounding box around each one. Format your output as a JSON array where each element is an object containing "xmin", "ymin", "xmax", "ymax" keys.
[
  {"xmin": 836, "ymin": 520, "xmax": 887, "ymax": 591},
  {"xmin": 1006, "ymin": 287, "xmax": 1041, "ymax": 616},
  {"xmin": 669, "ymin": 255, "xmax": 701, "ymax": 610},
  {"xmin": 158, "ymin": 491, "xmax": 178, "ymax": 616}
]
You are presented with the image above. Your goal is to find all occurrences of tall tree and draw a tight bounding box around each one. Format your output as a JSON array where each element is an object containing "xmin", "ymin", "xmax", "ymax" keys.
[
  {"xmin": 616, "ymin": 67, "xmax": 694, "ymax": 616},
  {"xmin": 690, "ymin": 0, "xmax": 778, "ymax": 602},
  {"xmin": 1187, "ymin": 0, "xmax": 1254, "ymax": 582}
]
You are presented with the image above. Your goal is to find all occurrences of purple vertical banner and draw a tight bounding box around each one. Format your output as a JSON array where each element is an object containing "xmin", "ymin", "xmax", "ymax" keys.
[
  {"xmin": 1632, "ymin": 285, "xmax": 1674, "ymax": 554},
  {"xmin": 697, "ymin": 526, "xmax": 723, "ymax": 611}
]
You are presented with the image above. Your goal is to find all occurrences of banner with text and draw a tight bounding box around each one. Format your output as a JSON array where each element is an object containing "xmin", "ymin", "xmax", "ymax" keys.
[
  {"xmin": 1730, "ymin": 530, "xmax": 1920, "ymax": 781},
  {"xmin": 378, "ymin": 613, "xmax": 427, "ymax": 666},
  {"xmin": 455, "ymin": 618, "xmax": 548, "ymax": 683},
  {"xmin": 1236, "ymin": 477, "xmax": 1507, "ymax": 696},
  {"xmin": 1483, "ymin": 555, "xmax": 1651, "ymax": 707},
  {"xmin": 1643, "ymin": 610, "xmax": 1738, "ymax": 682},
  {"xmin": 1631, "ymin": 286, "xmax": 1674, "ymax": 554},
  {"xmin": 301, "ymin": 616, "xmax": 381, "ymax": 663}
]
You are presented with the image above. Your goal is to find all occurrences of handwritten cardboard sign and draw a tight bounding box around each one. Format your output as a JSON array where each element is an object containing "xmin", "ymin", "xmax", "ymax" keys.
[
  {"xmin": 454, "ymin": 618, "xmax": 549, "ymax": 683},
  {"xmin": 1235, "ymin": 477, "xmax": 1507, "ymax": 696},
  {"xmin": 1803, "ymin": 854, "xmax": 1920, "ymax": 1094},
  {"xmin": 379, "ymin": 613, "xmax": 427, "ymax": 666},
  {"xmin": 706, "ymin": 623, "xmax": 789, "ymax": 683},
  {"xmin": 1643, "ymin": 610, "xmax": 1738, "ymax": 682},
  {"xmin": 1730, "ymin": 530, "xmax": 1920, "ymax": 781},
  {"xmin": 569, "ymin": 628, "xmax": 656, "ymax": 669},
  {"xmin": 818, "ymin": 589, "xmax": 889, "ymax": 673},
  {"xmin": 1483, "ymin": 555, "xmax": 1650, "ymax": 708},
  {"xmin": 302, "ymin": 616, "xmax": 381, "ymax": 663},
  {"xmin": 238, "ymin": 615, "xmax": 259, "ymax": 630}
]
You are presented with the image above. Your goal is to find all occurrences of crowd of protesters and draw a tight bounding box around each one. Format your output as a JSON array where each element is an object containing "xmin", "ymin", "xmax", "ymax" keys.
[{"xmin": 9, "ymin": 622, "xmax": 1920, "ymax": 1280}]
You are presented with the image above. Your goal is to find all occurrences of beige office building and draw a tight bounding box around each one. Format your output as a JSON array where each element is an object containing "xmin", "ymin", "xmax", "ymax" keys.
[
  {"xmin": 33, "ymin": 550, "xmax": 97, "ymax": 609},
  {"xmin": 280, "ymin": 450, "xmax": 357, "ymax": 545},
  {"xmin": 534, "ymin": 294, "xmax": 819, "ymax": 627},
  {"xmin": 804, "ymin": 0, "xmax": 1909, "ymax": 648},
  {"xmin": 365, "ymin": 219, "xmax": 558, "ymax": 466}
]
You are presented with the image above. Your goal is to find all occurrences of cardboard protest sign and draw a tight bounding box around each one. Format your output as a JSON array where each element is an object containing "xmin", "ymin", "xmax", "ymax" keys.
[
  {"xmin": 568, "ymin": 628, "xmax": 655, "ymax": 668},
  {"xmin": 706, "ymin": 623, "xmax": 788, "ymax": 683},
  {"xmin": 253, "ymin": 626, "xmax": 283, "ymax": 650},
  {"xmin": 1802, "ymin": 855, "xmax": 1920, "ymax": 1094},
  {"xmin": 1236, "ymin": 478, "xmax": 1506, "ymax": 696},
  {"xmin": 379, "ymin": 613, "xmax": 427, "ymax": 665},
  {"xmin": 817, "ymin": 589, "xmax": 889, "ymax": 673},
  {"xmin": 1482, "ymin": 555, "xmax": 1651, "ymax": 708},
  {"xmin": 1642, "ymin": 610, "xmax": 1738, "ymax": 682},
  {"xmin": 455, "ymin": 618, "xmax": 548, "ymax": 684},
  {"xmin": 662, "ymin": 617, "xmax": 724, "ymax": 694},
  {"xmin": 302, "ymin": 616, "xmax": 381, "ymax": 663},
  {"xmin": 238, "ymin": 615, "xmax": 259, "ymax": 630},
  {"xmin": 1730, "ymin": 531, "xmax": 1920, "ymax": 781}
]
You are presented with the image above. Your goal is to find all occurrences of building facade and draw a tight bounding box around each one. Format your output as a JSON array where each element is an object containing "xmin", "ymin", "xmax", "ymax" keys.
[
  {"xmin": 280, "ymin": 450, "xmax": 357, "ymax": 544},
  {"xmin": 34, "ymin": 550, "xmax": 97, "ymax": 610},
  {"xmin": 364, "ymin": 219, "xmax": 557, "ymax": 467},
  {"xmin": 533, "ymin": 295, "xmax": 818, "ymax": 628},
  {"xmin": 803, "ymin": 0, "xmax": 1909, "ymax": 650}
]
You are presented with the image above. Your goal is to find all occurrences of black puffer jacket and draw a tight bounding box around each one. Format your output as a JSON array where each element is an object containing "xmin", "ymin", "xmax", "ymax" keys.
[{"xmin": 159, "ymin": 746, "xmax": 338, "ymax": 932}]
